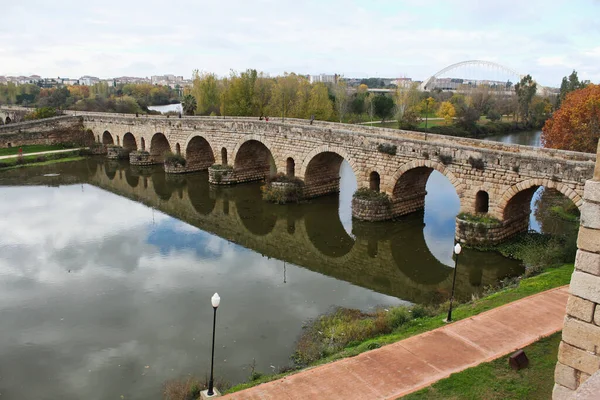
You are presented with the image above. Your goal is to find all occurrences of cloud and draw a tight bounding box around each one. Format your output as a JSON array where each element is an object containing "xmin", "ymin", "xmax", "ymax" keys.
[{"xmin": 1, "ymin": 0, "xmax": 599, "ymax": 85}]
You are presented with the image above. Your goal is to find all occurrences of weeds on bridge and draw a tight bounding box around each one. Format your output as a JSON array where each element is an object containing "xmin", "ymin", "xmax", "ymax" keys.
[{"xmin": 377, "ymin": 143, "xmax": 397, "ymax": 156}]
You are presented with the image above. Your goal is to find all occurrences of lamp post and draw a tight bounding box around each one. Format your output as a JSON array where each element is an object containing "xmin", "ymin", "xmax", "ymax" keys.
[
  {"xmin": 446, "ymin": 243, "xmax": 462, "ymax": 323},
  {"xmin": 207, "ymin": 293, "xmax": 220, "ymax": 396}
]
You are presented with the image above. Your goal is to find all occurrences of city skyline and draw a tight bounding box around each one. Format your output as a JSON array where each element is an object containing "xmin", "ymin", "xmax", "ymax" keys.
[{"xmin": 2, "ymin": 0, "xmax": 600, "ymax": 87}]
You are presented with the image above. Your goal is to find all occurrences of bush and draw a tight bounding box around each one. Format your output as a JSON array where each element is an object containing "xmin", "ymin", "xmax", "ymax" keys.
[
  {"xmin": 486, "ymin": 110, "xmax": 502, "ymax": 122},
  {"xmin": 210, "ymin": 164, "xmax": 233, "ymax": 171},
  {"xmin": 164, "ymin": 151, "xmax": 186, "ymax": 166},
  {"xmin": 261, "ymin": 182, "xmax": 303, "ymax": 204},
  {"xmin": 438, "ymin": 154, "xmax": 453, "ymax": 165},
  {"xmin": 468, "ymin": 156, "xmax": 485, "ymax": 170},
  {"xmin": 377, "ymin": 143, "xmax": 397, "ymax": 155},
  {"xmin": 353, "ymin": 188, "xmax": 390, "ymax": 203},
  {"xmin": 457, "ymin": 212, "xmax": 501, "ymax": 224},
  {"xmin": 268, "ymin": 173, "xmax": 304, "ymax": 186}
]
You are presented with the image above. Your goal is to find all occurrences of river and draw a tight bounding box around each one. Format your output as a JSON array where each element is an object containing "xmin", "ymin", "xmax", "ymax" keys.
[{"xmin": 0, "ymin": 129, "xmax": 560, "ymax": 399}]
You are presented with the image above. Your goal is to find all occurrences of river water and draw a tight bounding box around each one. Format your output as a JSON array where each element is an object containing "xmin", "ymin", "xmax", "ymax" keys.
[{"xmin": 0, "ymin": 130, "xmax": 556, "ymax": 399}]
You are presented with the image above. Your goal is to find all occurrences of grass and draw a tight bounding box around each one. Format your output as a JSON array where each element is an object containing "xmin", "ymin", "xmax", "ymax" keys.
[
  {"xmin": 457, "ymin": 212, "xmax": 501, "ymax": 225},
  {"xmin": 401, "ymin": 332, "xmax": 561, "ymax": 399},
  {"xmin": 0, "ymin": 144, "xmax": 74, "ymax": 156},
  {"xmin": 225, "ymin": 263, "xmax": 574, "ymax": 394},
  {"xmin": 0, "ymin": 154, "xmax": 84, "ymax": 170}
]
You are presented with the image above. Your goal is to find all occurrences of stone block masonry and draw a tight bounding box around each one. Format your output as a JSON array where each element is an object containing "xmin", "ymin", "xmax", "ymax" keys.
[
  {"xmin": 0, "ymin": 116, "xmax": 94, "ymax": 148},
  {"xmin": 554, "ymin": 142, "xmax": 600, "ymax": 398},
  {"xmin": 73, "ymin": 112, "xmax": 596, "ymax": 244}
]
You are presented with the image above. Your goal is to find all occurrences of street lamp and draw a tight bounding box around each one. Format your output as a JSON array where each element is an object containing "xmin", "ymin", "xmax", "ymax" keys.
[
  {"xmin": 446, "ymin": 243, "xmax": 462, "ymax": 323},
  {"xmin": 207, "ymin": 293, "xmax": 221, "ymax": 397}
]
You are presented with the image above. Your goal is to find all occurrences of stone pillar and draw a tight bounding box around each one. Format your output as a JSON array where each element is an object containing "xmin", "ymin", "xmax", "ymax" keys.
[{"xmin": 553, "ymin": 141, "xmax": 600, "ymax": 399}]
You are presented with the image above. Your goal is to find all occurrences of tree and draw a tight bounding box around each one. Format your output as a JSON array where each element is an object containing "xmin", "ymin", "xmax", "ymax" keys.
[
  {"xmin": 419, "ymin": 97, "xmax": 436, "ymax": 128},
  {"xmin": 220, "ymin": 69, "xmax": 258, "ymax": 116},
  {"xmin": 557, "ymin": 70, "xmax": 588, "ymax": 108},
  {"xmin": 542, "ymin": 84, "xmax": 600, "ymax": 153},
  {"xmin": 393, "ymin": 82, "xmax": 421, "ymax": 124},
  {"xmin": 253, "ymin": 74, "xmax": 274, "ymax": 117},
  {"xmin": 191, "ymin": 71, "xmax": 221, "ymax": 115},
  {"xmin": 364, "ymin": 93, "xmax": 376, "ymax": 122},
  {"xmin": 373, "ymin": 95, "xmax": 394, "ymax": 123},
  {"xmin": 333, "ymin": 79, "xmax": 350, "ymax": 122},
  {"xmin": 307, "ymin": 83, "xmax": 334, "ymax": 120},
  {"xmin": 182, "ymin": 94, "xmax": 197, "ymax": 115},
  {"xmin": 268, "ymin": 73, "xmax": 302, "ymax": 121},
  {"xmin": 514, "ymin": 75, "xmax": 537, "ymax": 126},
  {"xmin": 438, "ymin": 101, "xmax": 456, "ymax": 125}
]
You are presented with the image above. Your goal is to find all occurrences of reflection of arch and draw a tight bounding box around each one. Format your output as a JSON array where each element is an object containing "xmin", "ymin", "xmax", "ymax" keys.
[
  {"xmin": 369, "ymin": 171, "xmax": 380, "ymax": 192},
  {"xmin": 152, "ymin": 171, "xmax": 172, "ymax": 201},
  {"xmin": 185, "ymin": 136, "xmax": 216, "ymax": 171},
  {"xmin": 390, "ymin": 217, "xmax": 453, "ymax": 285},
  {"xmin": 122, "ymin": 133, "xmax": 137, "ymax": 151},
  {"xmin": 389, "ymin": 160, "xmax": 463, "ymax": 196},
  {"xmin": 117, "ymin": 135, "xmax": 120, "ymax": 146},
  {"xmin": 125, "ymin": 167, "xmax": 139, "ymax": 188},
  {"xmin": 475, "ymin": 190, "xmax": 489, "ymax": 213},
  {"xmin": 287, "ymin": 157, "xmax": 295, "ymax": 178},
  {"xmin": 235, "ymin": 186, "xmax": 277, "ymax": 236},
  {"xmin": 233, "ymin": 140, "xmax": 276, "ymax": 182},
  {"xmin": 150, "ymin": 133, "xmax": 171, "ymax": 163},
  {"xmin": 497, "ymin": 178, "xmax": 583, "ymax": 219},
  {"xmin": 102, "ymin": 131, "xmax": 114, "ymax": 145},
  {"xmin": 221, "ymin": 147, "xmax": 228, "ymax": 165},
  {"xmin": 304, "ymin": 196, "xmax": 355, "ymax": 258},
  {"xmin": 186, "ymin": 174, "xmax": 216, "ymax": 215},
  {"xmin": 104, "ymin": 161, "xmax": 118, "ymax": 180}
]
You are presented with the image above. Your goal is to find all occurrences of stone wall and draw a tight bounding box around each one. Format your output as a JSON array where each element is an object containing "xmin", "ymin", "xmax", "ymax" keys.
[
  {"xmin": 554, "ymin": 142, "xmax": 600, "ymax": 399},
  {"xmin": 0, "ymin": 116, "xmax": 92, "ymax": 148},
  {"xmin": 454, "ymin": 215, "xmax": 529, "ymax": 245},
  {"xmin": 352, "ymin": 198, "xmax": 392, "ymax": 221}
]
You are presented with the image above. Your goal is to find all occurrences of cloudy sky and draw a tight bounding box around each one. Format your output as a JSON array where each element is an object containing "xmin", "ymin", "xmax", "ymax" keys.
[{"xmin": 2, "ymin": 0, "xmax": 599, "ymax": 86}]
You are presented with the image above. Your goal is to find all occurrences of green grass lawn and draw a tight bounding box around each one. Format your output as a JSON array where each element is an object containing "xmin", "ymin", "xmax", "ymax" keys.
[
  {"xmin": 0, "ymin": 144, "xmax": 74, "ymax": 157},
  {"xmin": 401, "ymin": 332, "xmax": 561, "ymax": 400}
]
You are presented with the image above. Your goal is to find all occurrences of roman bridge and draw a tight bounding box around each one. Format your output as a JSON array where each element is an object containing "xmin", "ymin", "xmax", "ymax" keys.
[
  {"xmin": 77, "ymin": 112, "xmax": 596, "ymax": 244},
  {"xmin": 0, "ymin": 109, "xmax": 596, "ymax": 244}
]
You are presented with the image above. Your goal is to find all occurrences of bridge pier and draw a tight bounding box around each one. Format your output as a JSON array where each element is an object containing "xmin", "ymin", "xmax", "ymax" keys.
[
  {"xmin": 454, "ymin": 211, "xmax": 530, "ymax": 246},
  {"xmin": 106, "ymin": 145, "xmax": 130, "ymax": 160}
]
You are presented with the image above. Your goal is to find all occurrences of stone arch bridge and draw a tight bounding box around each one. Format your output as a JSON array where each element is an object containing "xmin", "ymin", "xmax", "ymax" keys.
[{"xmin": 3, "ymin": 110, "xmax": 597, "ymax": 244}]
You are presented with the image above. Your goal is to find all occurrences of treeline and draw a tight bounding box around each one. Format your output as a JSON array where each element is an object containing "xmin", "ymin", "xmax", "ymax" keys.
[
  {"xmin": 184, "ymin": 69, "xmax": 557, "ymax": 137},
  {"xmin": 0, "ymin": 82, "xmax": 180, "ymax": 113}
]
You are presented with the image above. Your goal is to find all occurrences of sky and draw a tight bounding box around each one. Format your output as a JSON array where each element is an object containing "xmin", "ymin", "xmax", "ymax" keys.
[{"xmin": 2, "ymin": 0, "xmax": 600, "ymax": 86}]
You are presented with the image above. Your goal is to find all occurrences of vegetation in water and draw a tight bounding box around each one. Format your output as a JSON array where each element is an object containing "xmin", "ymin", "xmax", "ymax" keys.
[
  {"xmin": 164, "ymin": 151, "xmax": 187, "ymax": 167},
  {"xmin": 457, "ymin": 212, "xmax": 501, "ymax": 225},
  {"xmin": 353, "ymin": 187, "xmax": 391, "ymax": 203}
]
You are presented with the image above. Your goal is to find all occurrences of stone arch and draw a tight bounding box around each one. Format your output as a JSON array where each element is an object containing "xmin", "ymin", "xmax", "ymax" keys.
[
  {"xmin": 185, "ymin": 136, "xmax": 216, "ymax": 171},
  {"xmin": 496, "ymin": 179, "xmax": 583, "ymax": 221},
  {"xmin": 370, "ymin": 171, "xmax": 380, "ymax": 192},
  {"xmin": 298, "ymin": 145, "xmax": 359, "ymax": 178},
  {"xmin": 475, "ymin": 190, "xmax": 489, "ymax": 213},
  {"xmin": 150, "ymin": 133, "xmax": 171, "ymax": 163},
  {"xmin": 286, "ymin": 157, "xmax": 295, "ymax": 177},
  {"xmin": 231, "ymin": 135, "xmax": 281, "ymax": 169},
  {"xmin": 233, "ymin": 139, "xmax": 277, "ymax": 183},
  {"xmin": 102, "ymin": 131, "xmax": 114, "ymax": 145},
  {"xmin": 221, "ymin": 147, "xmax": 228, "ymax": 165},
  {"xmin": 122, "ymin": 132, "xmax": 137, "ymax": 152},
  {"xmin": 300, "ymin": 146, "xmax": 360, "ymax": 199},
  {"xmin": 389, "ymin": 160, "xmax": 463, "ymax": 219},
  {"xmin": 388, "ymin": 160, "xmax": 463, "ymax": 196},
  {"xmin": 5, "ymin": 116, "xmax": 11, "ymax": 124}
]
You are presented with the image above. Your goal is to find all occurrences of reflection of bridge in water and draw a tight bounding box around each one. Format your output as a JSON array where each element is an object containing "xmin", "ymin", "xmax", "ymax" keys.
[{"xmin": 83, "ymin": 158, "xmax": 521, "ymax": 304}]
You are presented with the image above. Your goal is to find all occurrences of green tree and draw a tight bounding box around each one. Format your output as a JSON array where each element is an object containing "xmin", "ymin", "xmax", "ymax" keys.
[
  {"xmin": 364, "ymin": 93, "xmax": 376, "ymax": 122},
  {"xmin": 191, "ymin": 71, "xmax": 221, "ymax": 115},
  {"xmin": 182, "ymin": 94, "xmax": 197, "ymax": 115},
  {"xmin": 373, "ymin": 95, "xmax": 394, "ymax": 123},
  {"xmin": 333, "ymin": 79, "xmax": 350, "ymax": 122},
  {"xmin": 557, "ymin": 70, "xmax": 588, "ymax": 108},
  {"xmin": 269, "ymin": 73, "xmax": 302, "ymax": 121},
  {"xmin": 394, "ymin": 82, "xmax": 421, "ymax": 125},
  {"xmin": 514, "ymin": 75, "xmax": 537, "ymax": 126},
  {"xmin": 220, "ymin": 69, "xmax": 258, "ymax": 116},
  {"xmin": 307, "ymin": 83, "xmax": 334, "ymax": 120},
  {"xmin": 253, "ymin": 74, "xmax": 274, "ymax": 117}
]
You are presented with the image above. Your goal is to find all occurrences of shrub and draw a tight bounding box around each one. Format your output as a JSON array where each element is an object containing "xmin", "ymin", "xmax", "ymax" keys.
[
  {"xmin": 353, "ymin": 188, "xmax": 390, "ymax": 203},
  {"xmin": 210, "ymin": 164, "xmax": 233, "ymax": 171},
  {"xmin": 268, "ymin": 173, "xmax": 304, "ymax": 186},
  {"xmin": 438, "ymin": 154, "xmax": 453, "ymax": 165},
  {"xmin": 512, "ymin": 165, "xmax": 520, "ymax": 173},
  {"xmin": 261, "ymin": 182, "xmax": 303, "ymax": 204},
  {"xmin": 468, "ymin": 156, "xmax": 485, "ymax": 170},
  {"xmin": 422, "ymin": 151, "xmax": 429, "ymax": 160},
  {"xmin": 377, "ymin": 143, "xmax": 397, "ymax": 156},
  {"xmin": 164, "ymin": 151, "xmax": 186, "ymax": 166},
  {"xmin": 457, "ymin": 212, "xmax": 501, "ymax": 224},
  {"xmin": 385, "ymin": 307, "xmax": 411, "ymax": 329},
  {"xmin": 486, "ymin": 109, "xmax": 502, "ymax": 122}
]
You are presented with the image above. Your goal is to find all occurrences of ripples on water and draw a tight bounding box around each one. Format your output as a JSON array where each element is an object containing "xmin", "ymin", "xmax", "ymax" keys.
[{"xmin": 0, "ymin": 132, "xmax": 549, "ymax": 398}]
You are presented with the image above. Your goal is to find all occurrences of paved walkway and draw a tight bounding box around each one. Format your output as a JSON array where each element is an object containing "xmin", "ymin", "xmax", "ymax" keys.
[
  {"xmin": 0, "ymin": 148, "xmax": 83, "ymax": 160},
  {"xmin": 223, "ymin": 286, "xmax": 569, "ymax": 400}
]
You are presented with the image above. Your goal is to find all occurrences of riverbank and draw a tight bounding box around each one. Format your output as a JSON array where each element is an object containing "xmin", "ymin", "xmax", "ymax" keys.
[
  {"xmin": 402, "ymin": 331, "xmax": 561, "ymax": 399},
  {"xmin": 183, "ymin": 263, "xmax": 572, "ymax": 397},
  {"xmin": 0, "ymin": 149, "xmax": 85, "ymax": 170},
  {"xmin": 0, "ymin": 144, "xmax": 76, "ymax": 157}
]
